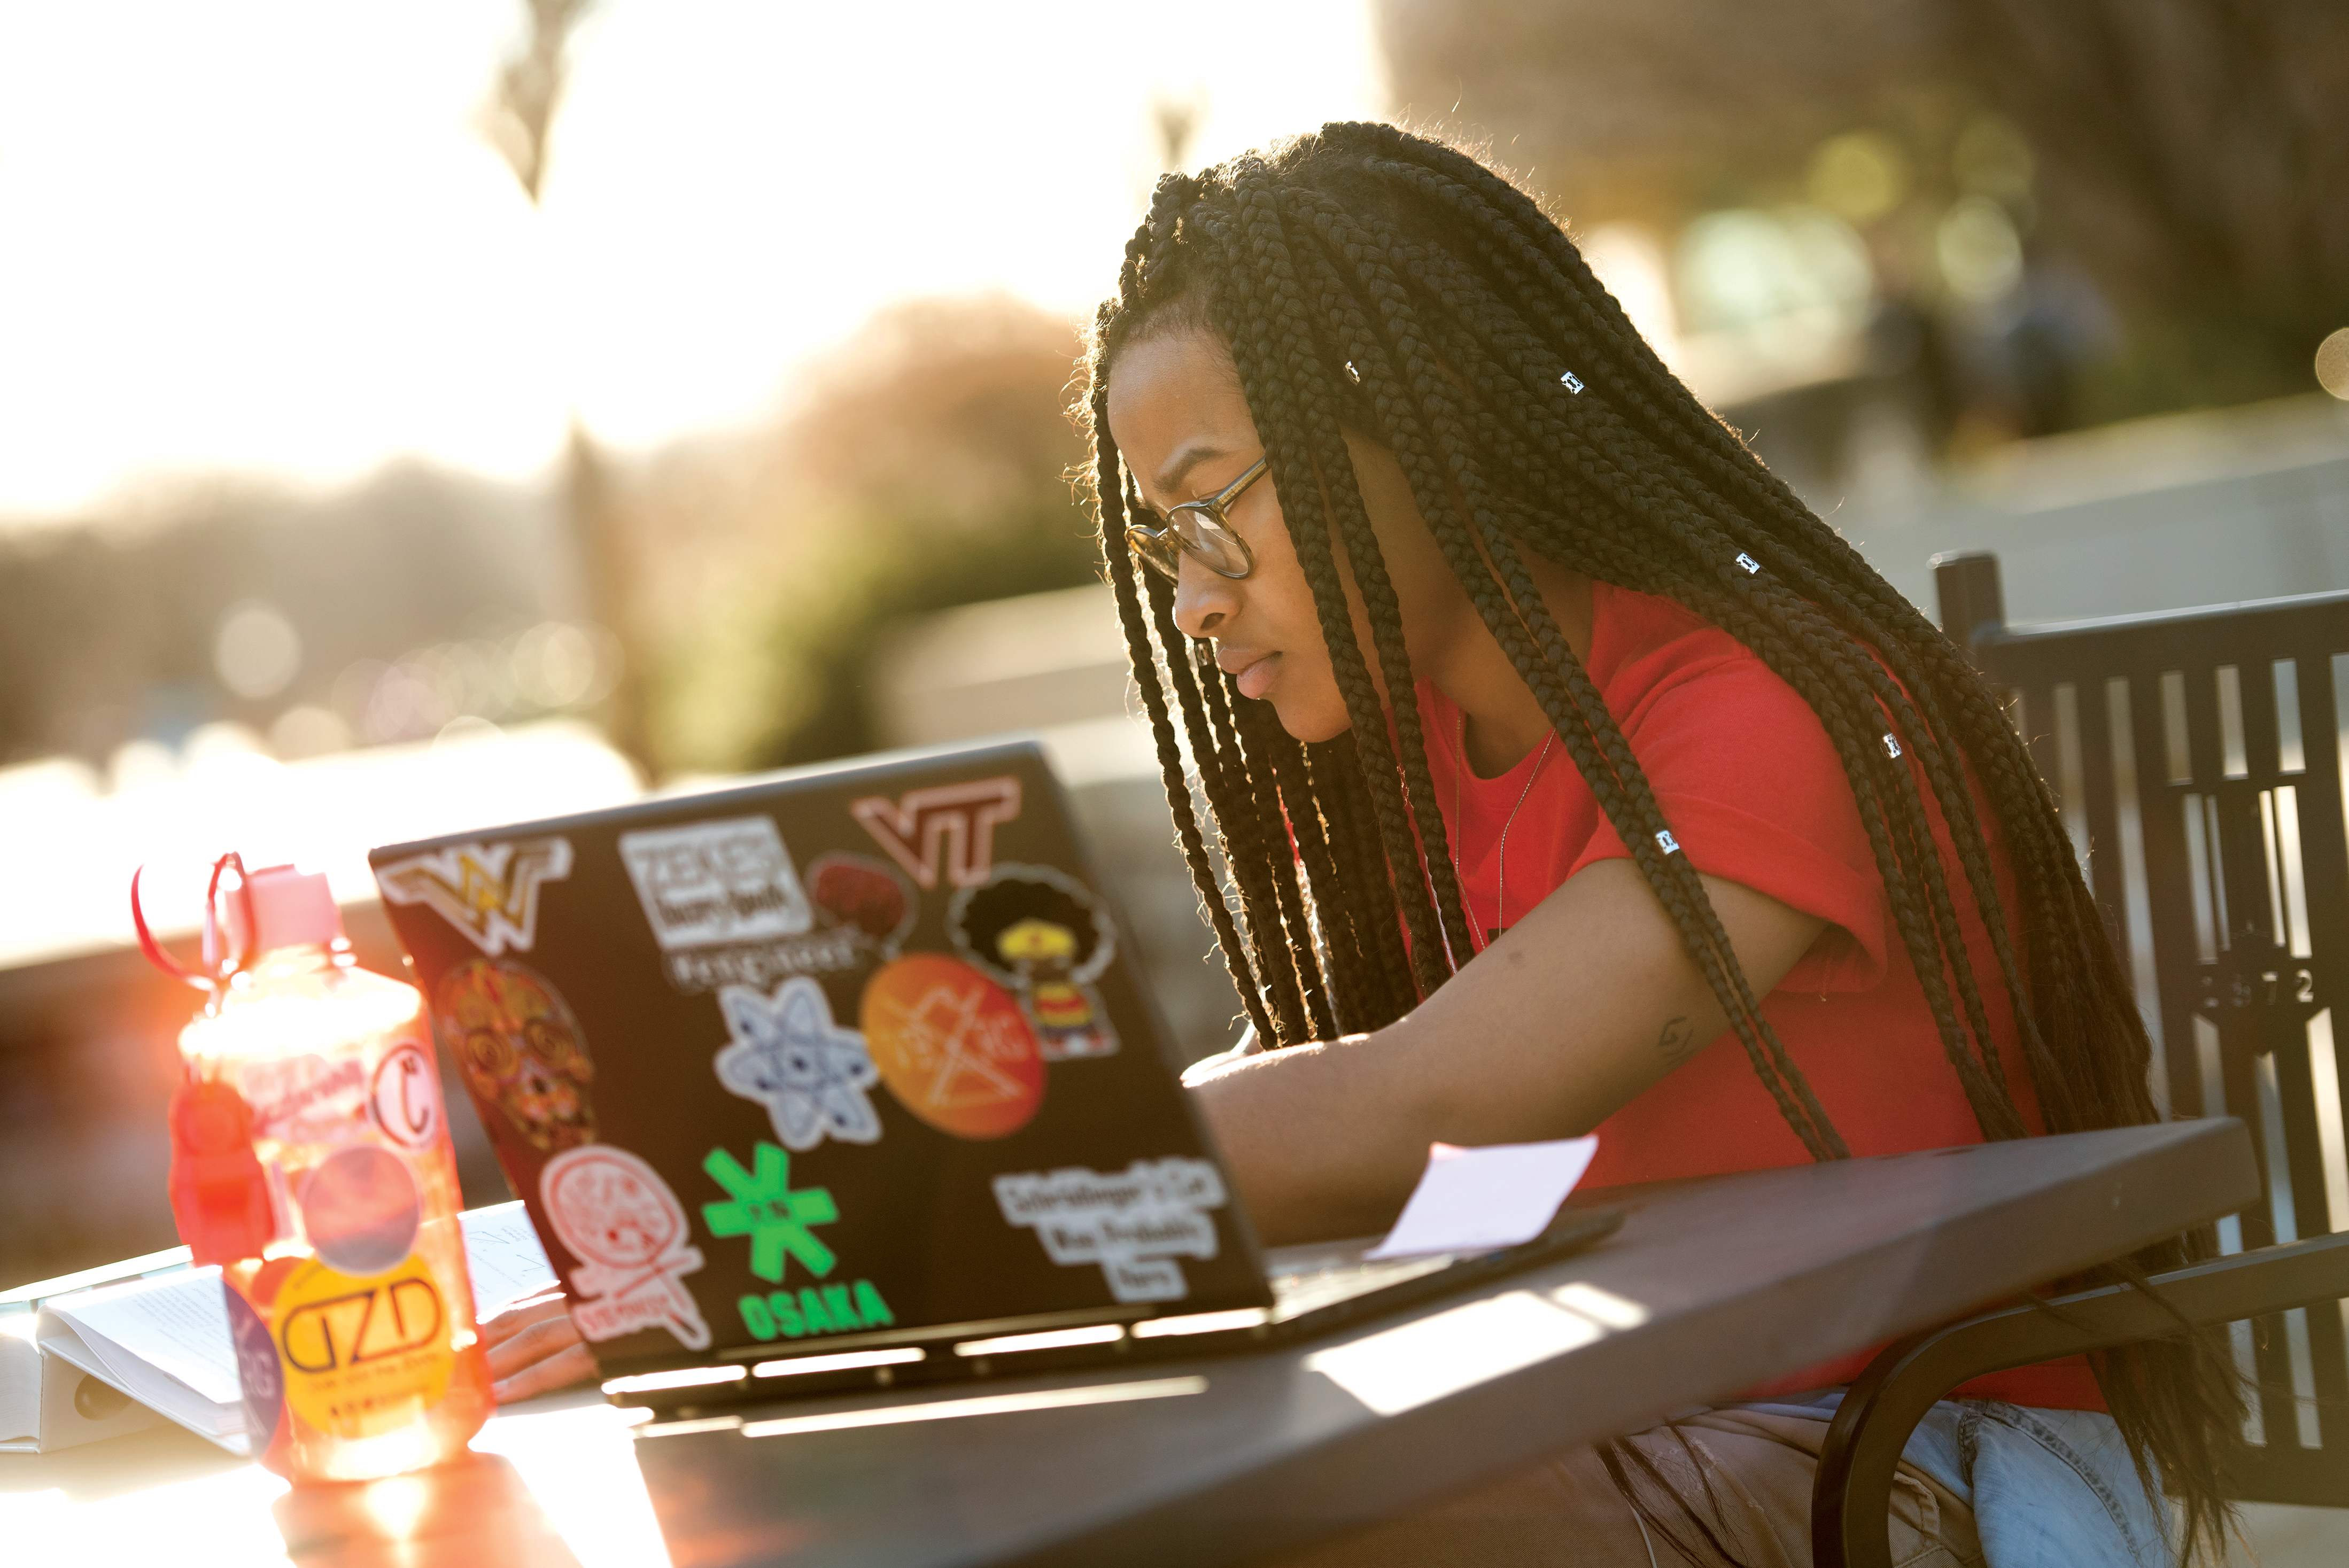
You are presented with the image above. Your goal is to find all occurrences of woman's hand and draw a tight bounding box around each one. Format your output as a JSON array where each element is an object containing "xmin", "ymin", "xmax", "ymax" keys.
[{"xmin": 478, "ymin": 1293, "xmax": 599, "ymax": 1403}]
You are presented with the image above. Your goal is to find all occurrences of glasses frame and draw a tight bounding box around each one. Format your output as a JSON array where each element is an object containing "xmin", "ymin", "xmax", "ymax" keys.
[{"xmin": 1123, "ymin": 455, "xmax": 1268, "ymax": 581}]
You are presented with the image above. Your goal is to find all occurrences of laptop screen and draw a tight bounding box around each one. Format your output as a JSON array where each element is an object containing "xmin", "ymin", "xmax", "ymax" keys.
[{"xmin": 369, "ymin": 741, "xmax": 1272, "ymax": 1379}]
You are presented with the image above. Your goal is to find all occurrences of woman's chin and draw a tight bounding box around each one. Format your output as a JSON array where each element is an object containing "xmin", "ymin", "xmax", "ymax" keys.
[{"xmin": 1270, "ymin": 696, "xmax": 1353, "ymax": 744}]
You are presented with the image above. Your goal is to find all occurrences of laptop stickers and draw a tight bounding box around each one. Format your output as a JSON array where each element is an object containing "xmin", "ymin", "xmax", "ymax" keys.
[{"xmin": 370, "ymin": 746, "xmax": 1269, "ymax": 1374}]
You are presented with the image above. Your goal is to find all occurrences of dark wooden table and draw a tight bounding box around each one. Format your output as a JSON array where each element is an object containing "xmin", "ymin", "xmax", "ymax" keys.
[{"xmin": 0, "ymin": 1119, "xmax": 2259, "ymax": 1567}]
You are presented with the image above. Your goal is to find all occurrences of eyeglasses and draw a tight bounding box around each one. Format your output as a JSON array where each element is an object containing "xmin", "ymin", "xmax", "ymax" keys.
[{"xmin": 1123, "ymin": 455, "xmax": 1267, "ymax": 581}]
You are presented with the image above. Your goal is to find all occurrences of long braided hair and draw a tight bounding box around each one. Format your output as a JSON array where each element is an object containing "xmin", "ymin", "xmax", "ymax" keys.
[{"xmin": 1079, "ymin": 123, "xmax": 2235, "ymax": 1558}]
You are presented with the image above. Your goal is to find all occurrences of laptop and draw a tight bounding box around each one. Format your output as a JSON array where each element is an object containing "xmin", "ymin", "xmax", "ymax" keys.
[{"xmin": 367, "ymin": 739, "xmax": 1618, "ymax": 1415}]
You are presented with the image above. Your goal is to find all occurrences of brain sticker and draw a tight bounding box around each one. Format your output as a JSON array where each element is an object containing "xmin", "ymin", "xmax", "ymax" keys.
[
  {"xmin": 805, "ymin": 851, "xmax": 916, "ymax": 956},
  {"xmin": 860, "ymin": 954, "xmax": 1044, "ymax": 1139},
  {"xmin": 539, "ymin": 1145, "xmax": 710, "ymax": 1350},
  {"xmin": 435, "ymin": 958, "xmax": 596, "ymax": 1153}
]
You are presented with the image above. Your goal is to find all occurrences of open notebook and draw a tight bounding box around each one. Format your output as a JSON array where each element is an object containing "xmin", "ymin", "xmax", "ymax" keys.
[{"xmin": 0, "ymin": 1202, "xmax": 556, "ymax": 1455}]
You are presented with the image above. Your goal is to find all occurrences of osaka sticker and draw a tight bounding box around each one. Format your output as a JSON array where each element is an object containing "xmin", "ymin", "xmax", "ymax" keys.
[
  {"xmin": 807, "ymin": 851, "xmax": 917, "ymax": 959},
  {"xmin": 994, "ymin": 1159, "xmax": 1228, "ymax": 1304},
  {"xmin": 376, "ymin": 837, "xmax": 573, "ymax": 956},
  {"xmin": 435, "ymin": 958, "xmax": 596, "ymax": 1153},
  {"xmin": 620, "ymin": 816, "xmax": 859, "ymax": 994},
  {"xmin": 714, "ymin": 976, "xmax": 883, "ymax": 1152},
  {"xmin": 702, "ymin": 1141, "xmax": 897, "ymax": 1345},
  {"xmin": 948, "ymin": 864, "xmax": 1120, "ymax": 1061},
  {"xmin": 860, "ymin": 954, "xmax": 1044, "ymax": 1140},
  {"xmin": 540, "ymin": 1145, "xmax": 711, "ymax": 1351},
  {"xmin": 849, "ymin": 775, "xmax": 1022, "ymax": 890}
]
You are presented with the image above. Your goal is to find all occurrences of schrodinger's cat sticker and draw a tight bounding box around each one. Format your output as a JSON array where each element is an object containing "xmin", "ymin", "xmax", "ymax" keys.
[
  {"xmin": 539, "ymin": 1145, "xmax": 710, "ymax": 1350},
  {"xmin": 712, "ymin": 976, "xmax": 883, "ymax": 1151},
  {"xmin": 993, "ymin": 1158, "xmax": 1228, "ymax": 1303}
]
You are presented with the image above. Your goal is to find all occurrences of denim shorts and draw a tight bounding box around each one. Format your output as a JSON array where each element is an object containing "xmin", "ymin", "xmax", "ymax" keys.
[{"xmin": 1733, "ymin": 1389, "xmax": 2172, "ymax": 1568}]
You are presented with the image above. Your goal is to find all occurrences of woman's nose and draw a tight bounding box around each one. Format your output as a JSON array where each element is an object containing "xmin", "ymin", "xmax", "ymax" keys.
[{"xmin": 1170, "ymin": 555, "xmax": 1237, "ymax": 639}]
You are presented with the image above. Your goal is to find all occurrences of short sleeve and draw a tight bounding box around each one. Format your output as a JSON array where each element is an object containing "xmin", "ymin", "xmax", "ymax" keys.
[{"xmin": 1568, "ymin": 649, "xmax": 1889, "ymax": 993}]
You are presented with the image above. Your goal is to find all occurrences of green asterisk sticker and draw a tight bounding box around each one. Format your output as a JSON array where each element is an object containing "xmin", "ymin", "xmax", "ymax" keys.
[{"xmin": 701, "ymin": 1142, "xmax": 840, "ymax": 1284}]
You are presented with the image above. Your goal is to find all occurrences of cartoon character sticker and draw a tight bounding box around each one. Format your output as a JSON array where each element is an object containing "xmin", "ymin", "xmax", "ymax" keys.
[
  {"xmin": 376, "ymin": 837, "xmax": 574, "ymax": 956},
  {"xmin": 714, "ymin": 976, "xmax": 883, "ymax": 1151},
  {"xmin": 540, "ymin": 1144, "xmax": 710, "ymax": 1351},
  {"xmin": 860, "ymin": 954, "xmax": 1044, "ymax": 1139},
  {"xmin": 948, "ymin": 865, "xmax": 1121, "ymax": 1061},
  {"xmin": 805, "ymin": 851, "xmax": 916, "ymax": 958},
  {"xmin": 849, "ymin": 776, "xmax": 1021, "ymax": 890},
  {"xmin": 435, "ymin": 958, "xmax": 596, "ymax": 1153},
  {"xmin": 993, "ymin": 1158, "xmax": 1228, "ymax": 1303}
]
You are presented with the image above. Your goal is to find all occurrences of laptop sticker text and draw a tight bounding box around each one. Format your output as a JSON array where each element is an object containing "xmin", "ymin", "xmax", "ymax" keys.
[
  {"xmin": 994, "ymin": 1158, "xmax": 1228, "ymax": 1303},
  {"xmin": 848, "ymin": 775, "xmax": 1021, "ymax": 890},
  {"xmin": 620, "ymin": 817, "xmax": 860, "ymax": 993},
  {"xmin": 540, "ymin": 1144, "xmax": 711, "ymax": 1351},
  {"xmin": 860, "ymin": 954, "xmax": 1044, "ymax": 1139},
  {"xmin": 702, "ymin": 1140, "xmax": 897, "ymax": 1344},
  {"xmin": 376, "ymin": 837, "xmax": 574, "ymax": 956},
  {"xmin": 714, "ymin": 976, "xmax": 883, "ymax": 1151}
]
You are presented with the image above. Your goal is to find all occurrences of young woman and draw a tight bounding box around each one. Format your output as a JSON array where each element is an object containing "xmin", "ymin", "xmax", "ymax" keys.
[
  {"xmin": 1083, "ymin": 123, "xmax": 2230, "ymax": 1565},
  {"xmin": 486, "ymin": 120, "xmax": 2229, "ymax": 1565}
]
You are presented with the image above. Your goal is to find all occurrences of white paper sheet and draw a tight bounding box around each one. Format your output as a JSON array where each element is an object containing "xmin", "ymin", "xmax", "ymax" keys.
[
  {"xmin": 462, "ymin": 1200, "xmax": 560, "ymax": 1317},
  {"xmin": 1364, "ymin": 1136, "xmax": 1599, "ymax": 1259}
]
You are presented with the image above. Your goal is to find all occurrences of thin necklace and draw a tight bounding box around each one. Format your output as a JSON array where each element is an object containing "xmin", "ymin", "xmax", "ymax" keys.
[{"xmin": 1453, "ymin": 709, "xmax": 1555, "ymax": 950}]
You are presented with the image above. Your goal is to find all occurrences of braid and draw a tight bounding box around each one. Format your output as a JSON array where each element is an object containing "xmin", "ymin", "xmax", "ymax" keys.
[{"xmin": 1081, "ymin": 127, "xmax": 2230, "ymax": 1550}]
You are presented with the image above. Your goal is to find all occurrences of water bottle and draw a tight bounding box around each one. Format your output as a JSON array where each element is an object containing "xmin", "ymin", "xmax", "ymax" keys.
[{"xmin": 146, "ymin": 857, "xmax": 493, "ymax": 1482}]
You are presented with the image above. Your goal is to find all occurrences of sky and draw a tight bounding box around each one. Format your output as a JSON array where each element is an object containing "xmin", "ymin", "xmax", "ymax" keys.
[{"xmin": 0, "ymin": 0, "xmax": 1388, "ymax": 518}]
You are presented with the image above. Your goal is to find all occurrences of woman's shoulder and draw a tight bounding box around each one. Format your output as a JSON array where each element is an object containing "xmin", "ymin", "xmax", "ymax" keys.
[{"xmin": 1588, "ymin": 582, "xmax": 1771, "ymax": 704}]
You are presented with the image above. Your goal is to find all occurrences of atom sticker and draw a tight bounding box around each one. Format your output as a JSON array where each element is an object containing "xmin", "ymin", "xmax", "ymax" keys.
[
  {"xmin": 714, "ymin": 976, "xmax": 884, "ymax": 1152},
  {"xmin": 539, "ymin": 1144, "xmax": 710, "ymax": 1352}
]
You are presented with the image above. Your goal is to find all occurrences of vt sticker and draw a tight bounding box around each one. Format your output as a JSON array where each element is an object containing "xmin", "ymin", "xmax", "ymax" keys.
[
  {"xmin": 994, "ymin": 1158, "xmax": 1229, "ymax": 1303},
  {"xmin": 849, "ymin": 776, "xmax": 1022, "ymax": 890},
  {"xmin": 714, "ymin": 977, "xmax": 882, "ymax": 1151},
  {"xmin": 539, "ymin": 1145, "xmax": 710, "ymax": 1351},
  {"xmin": 376, "ymin": 838, "xmax": 575, "ymax": 956}
]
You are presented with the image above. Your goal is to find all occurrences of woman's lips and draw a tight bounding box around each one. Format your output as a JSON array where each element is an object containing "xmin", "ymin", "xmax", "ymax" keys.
[{"xmin": 1234, "ymin": 653, "xmax": 1279, "ymax": 700}]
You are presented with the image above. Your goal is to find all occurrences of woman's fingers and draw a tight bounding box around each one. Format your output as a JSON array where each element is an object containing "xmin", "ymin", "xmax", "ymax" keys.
[
  {"xmin": 478, "ymin": 1292, "xmax": 571, "ymax": 1350},
  {"xmin": 493, "ymin": 1334, "xmax": 600, "ymax": 1404},
  {"xmin": 478, "ymin": 1294, "xmax": 599, "ymax": 1401}
]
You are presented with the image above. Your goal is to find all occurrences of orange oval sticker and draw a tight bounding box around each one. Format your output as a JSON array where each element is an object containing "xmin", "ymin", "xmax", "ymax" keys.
[{"xmin": 861, "ymin": 954, "xmax": 1044, "ymax": 1139}]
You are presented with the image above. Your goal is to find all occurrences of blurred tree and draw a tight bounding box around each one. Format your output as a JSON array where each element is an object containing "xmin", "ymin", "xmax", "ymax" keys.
[
  {"xmin": 1940, "ymin": 0, "xmax": 2349, "ymax": 415},
  {"xmin": 1376, "ymin": 0, "xmax": 2348, "ymax": 422},
  {"xmin": 622, "ymin": 295, "xmax": 1100, "ymax": 774},
  {"xmin": 478, "ymin": 0, "xmax": 654, "ymax": 770}
]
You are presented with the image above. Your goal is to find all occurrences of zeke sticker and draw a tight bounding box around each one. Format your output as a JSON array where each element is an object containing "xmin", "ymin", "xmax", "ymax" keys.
[
  {"xmin": 540, "ymin": 1145, "xmax": 710, "ymax": 1351},
  {"xmin": 714, "ymin": 976, "xmax": 883, "ymax": 1151},
  {"xmin": 375, "ymin": 837, "xmax": 574, "ymax": 956},
  {"xmin": 994, "ymin": 1159, "xmax": 1229, "ymax": 1303},
  {"xmin": 619, "ymin": 816, "xmax": 859, "ymax": 992}
]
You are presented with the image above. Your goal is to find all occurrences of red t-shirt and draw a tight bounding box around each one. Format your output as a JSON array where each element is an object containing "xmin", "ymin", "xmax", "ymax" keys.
[{"xmin": 1416, "ymin": 582, "xmax": 2101, "ymax": 1410}]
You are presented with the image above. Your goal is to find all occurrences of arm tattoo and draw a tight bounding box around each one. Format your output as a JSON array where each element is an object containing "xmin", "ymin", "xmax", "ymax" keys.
[{"xmin": 1656, "ymin": 1015, "xmax": 1700, "ymax": 1068}]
